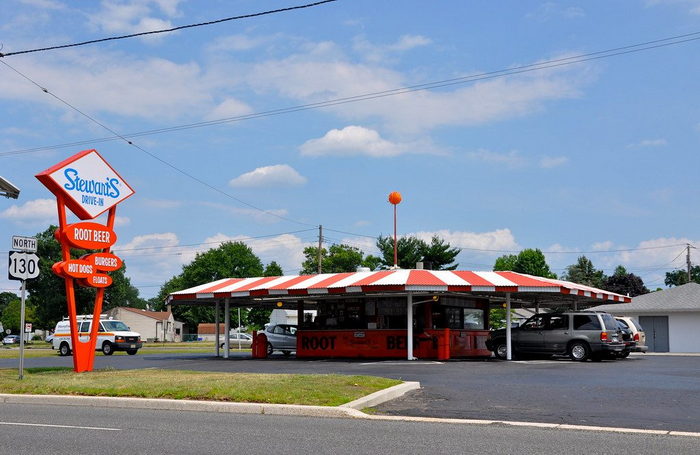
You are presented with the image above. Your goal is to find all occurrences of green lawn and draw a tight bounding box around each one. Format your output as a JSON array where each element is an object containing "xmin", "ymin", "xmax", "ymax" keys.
[
  {"xmin": 0, "ymin": 368, "xmax": 401, "ymax": 406},
  {"xmin": 0, "ymin": 343, "xmax": 246, "ymax": 358}
]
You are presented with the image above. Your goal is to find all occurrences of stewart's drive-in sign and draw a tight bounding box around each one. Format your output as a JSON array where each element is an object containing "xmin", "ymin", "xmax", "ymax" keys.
[
  {"xmin": 36, "ymin": 149, "xmax": 134, "ymax": 220},
  {"xmin": 36, "ymin": 149, "xmax": 134, "ymax": 373}
]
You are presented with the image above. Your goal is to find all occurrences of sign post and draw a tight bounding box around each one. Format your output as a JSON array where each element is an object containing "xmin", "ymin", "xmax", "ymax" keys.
[
  {"xmin": 36, "ymin": 149, "xmax": 134, "ymax": 373},
  {"xmin": 8, "ymin": 238, "xmax": 40, "ymax": 380}
]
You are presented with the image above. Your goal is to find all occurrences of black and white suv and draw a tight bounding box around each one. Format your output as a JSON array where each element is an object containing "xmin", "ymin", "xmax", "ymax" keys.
[{"xmin": 486, "ymin": 311, "xmax": 625, "ymax": 361}]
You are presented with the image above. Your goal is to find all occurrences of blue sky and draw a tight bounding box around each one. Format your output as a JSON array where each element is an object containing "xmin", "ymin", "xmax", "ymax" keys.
[{"xmin": 2, "ymin": 0, "xmax": 700, "ymax": 298}]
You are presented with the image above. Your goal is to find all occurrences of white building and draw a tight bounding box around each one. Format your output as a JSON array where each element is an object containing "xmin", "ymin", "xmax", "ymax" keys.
[
  {"xmin": 105, "ymin": 307, "xmax": 183, "ymax": 342},
  {"xmin": 595, "ymin": 283, "xmax": 700, "ymax": 353}
]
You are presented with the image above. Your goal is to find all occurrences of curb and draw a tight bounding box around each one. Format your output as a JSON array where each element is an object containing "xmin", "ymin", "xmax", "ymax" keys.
[{"xmin": 0, "ymin": 381, "xmax": 420, "ymax": 420}]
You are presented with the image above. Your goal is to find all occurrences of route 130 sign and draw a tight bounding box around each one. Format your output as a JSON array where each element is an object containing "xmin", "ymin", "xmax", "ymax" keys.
[{"xmin": 8, "ymin": 251, "xmax": 40, "ymax": 281}]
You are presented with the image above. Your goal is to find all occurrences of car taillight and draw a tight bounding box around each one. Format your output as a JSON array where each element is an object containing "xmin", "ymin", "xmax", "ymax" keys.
[
  {"xmin": 634, "ymin": 333, "xmax": 640, "ymax": 342},
  {"xmin": 600, "ymin": 331, "xmax": 609, "ymax": 342}
]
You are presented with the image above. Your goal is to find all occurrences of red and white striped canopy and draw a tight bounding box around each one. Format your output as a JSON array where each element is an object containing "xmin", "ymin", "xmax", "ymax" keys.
[{"xmin": 167, "ymin": 270, "xmax": 631, "ymax": 304}]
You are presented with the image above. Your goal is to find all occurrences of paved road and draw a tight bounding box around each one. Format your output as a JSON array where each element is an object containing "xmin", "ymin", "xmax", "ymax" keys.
[
  {"xmin": 0, "ymin": 402, "xmax": 697, "ymax": 455},
  {"xmin": 3, "ymin": 352, "xmax": 700, "ymax": 432}
]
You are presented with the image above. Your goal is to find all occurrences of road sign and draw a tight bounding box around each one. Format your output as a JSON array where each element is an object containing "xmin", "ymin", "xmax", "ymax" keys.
[
  {"xmin": 8, "ymin": 251, "xmax": 40, "ymax": 281},
  {"xmin": 24, "ymin": 323, "xmax": 32, "ymax": 333},
  {"xmin": 11, "ymin": 236, "xmax": 37, "ymax": 253}
]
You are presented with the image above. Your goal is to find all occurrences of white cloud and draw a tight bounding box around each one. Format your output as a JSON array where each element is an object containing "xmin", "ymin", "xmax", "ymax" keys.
[
  {"xmin": 229, "ymin": 164, "xmax": 307, "ymax": 188},
  {"xmin": 88, "ymin": 0, "xmax": 182, "ymax": 37},
  {"xmin": 466, "ymin": 149, "xmax": 525, "ymax": 168},
  {"xmin": 207, "ymin": 34, "xmax": 275, "ymax": 52},
  {"xmin": 539, "ymin": 155, "xmax": 568, "ymax": 168},
  {"xmin": 19, "ymin": 0, "xmax": 64, "ymax": 9},
  {"xmin": 646, "ymin": 0, "xmax": 700, "ymax": 15},
  {"xmin": 354, "ymin": 34, "xmax": 432, "ymax": 62},
  {"xmin": 248, "ymin": 51, "xmax": 589, "ymax": 134},
  {"xmin": 627, "ymin": 138, "xmax": 668, "ymax": 148},
  {"xmin": 205, "ymin": 98, "xmax": 253, "ymax": 121},
  {"xmin": 300, "ymin": 126, "xmax": 442, "ymax": 158},
  {"xmin": 0, "ymin": 198, "xmax": 56, "ymax": 225}
]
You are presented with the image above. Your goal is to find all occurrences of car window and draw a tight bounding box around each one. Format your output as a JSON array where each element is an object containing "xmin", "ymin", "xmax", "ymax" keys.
[
  {"xmin": 573, "ymin": 315, "xmax": 601, "ymax": 330},
  {"xmin": 522, "ymin": 315, "xmax": 546, "ymax": 330},
  {"xmin": 288, "ymin": 326, "xmax": 297, "ymax": 335},
  {"xmin": 631, "ymin": 319, "xmax": 644, "ymax": 331},
  {"xmin": 616, "ymin": 319, "xmax": 630, "ymax": 329},
  {"xmin": 79, "ymin": 321, "xmax": 90, "ymax": 332},
  {"xmin": 600, "ymin": 314, "xmax": 618, "ymax": 331},
  {"xmin": 547, "ymin": 315, "xmax": 568, "ymax": 330},
  {"xmin": 273, "ymin": 326, "xmax": 285, "ymax": 334}
]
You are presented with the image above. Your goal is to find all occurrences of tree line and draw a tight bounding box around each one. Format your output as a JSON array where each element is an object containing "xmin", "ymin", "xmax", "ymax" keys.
[{"xmin": 1, "ymin": 226, "xmax": 694, "ymax": 334}]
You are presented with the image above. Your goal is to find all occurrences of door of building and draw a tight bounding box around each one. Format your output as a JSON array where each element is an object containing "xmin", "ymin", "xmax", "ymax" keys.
[{"xmin": 639, "ymin": 316, "xmax": 669, "ymax": 352}]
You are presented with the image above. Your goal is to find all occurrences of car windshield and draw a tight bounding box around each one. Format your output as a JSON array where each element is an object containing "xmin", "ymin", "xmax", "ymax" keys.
[{"xmin": 101, "ymin": 320, "xmax": 130, "ymax": 331}]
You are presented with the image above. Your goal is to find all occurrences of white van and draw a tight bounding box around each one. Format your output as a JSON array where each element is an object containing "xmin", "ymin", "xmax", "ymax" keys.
[{"xmin": 52, "ymin": 315, "xmax": 142, "ymax": 356}]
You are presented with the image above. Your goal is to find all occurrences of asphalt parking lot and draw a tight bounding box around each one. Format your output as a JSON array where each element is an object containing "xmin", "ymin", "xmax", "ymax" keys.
[{"xmin": 3, "ymin": 352, "xmax": 699, "ymax": 432}]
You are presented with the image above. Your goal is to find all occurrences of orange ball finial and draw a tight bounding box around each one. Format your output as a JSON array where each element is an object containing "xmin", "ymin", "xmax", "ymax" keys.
[{"xmin": 388, "ymin": 191, "xmax": 402, "ymax": 205}]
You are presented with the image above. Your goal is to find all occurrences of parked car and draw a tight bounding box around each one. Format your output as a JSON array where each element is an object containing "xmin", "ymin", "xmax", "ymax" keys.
[
  {"xmin": 45, "ymin": 334, "xmax": 54, "ymax": 344},
  {"xmin": 615, "ymin": 316, "xmax": 648, "ymax": 354},
  {"xmin": 3, "ymin": 335, "xmax": 20, "ymax": 345},
  {"xmin": 219, "ymin": 333, "xmax": 253, "ymax": 349},
  {"xmin": 261, "ymin": 324, "xmax": 297, "ymax": 356},
  {"xmin": 614, "ymin": 320, "xmax": 635, "ymax": 359},
  {"xmin": 486, "ymin": 311, "xmax": 625, "ymax": 361},
  {"xmin": 52, "ymin": 316, "xmax": 142, "ymax": 356}
]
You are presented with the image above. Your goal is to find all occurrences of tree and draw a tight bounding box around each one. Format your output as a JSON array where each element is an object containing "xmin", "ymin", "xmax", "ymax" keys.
[
  {"xmin": 604, "ymin": 266, "xmax": 649, "ymax": 297},
  {"xmin": 375, "ymin": 235, "xmax": 460, "ymax": 270},
  {"xmin": 493, "ymin": 248, "xmax": 556, "ymax": 279},
  {"xmin": 154, "ymin": 241, "xmax": 265, "ymax": 332},
  {"xmin": 0, "ymin": 298, "xmax": 34, "ymax": 333},
  {"xmin": 665, "ymin": 266, "xmax": 700, "ymax": 287},
  {"xmin": 25, "ymin": 226, "xmax": 146, "ymax": 331},
  {"xmin": 264, "ymin": 261, "xmax": 283, "ymax": 277},
  {"xmin": 561, "ymin": 256, "xmax": 606, "ymax": 288},
  {"xmin": 300, "ymin": 244, "xmax": 378, "ymax": 274},
  {"xmin": 0, "ymin": 292, "xmax": 18, "ymax": 316}
]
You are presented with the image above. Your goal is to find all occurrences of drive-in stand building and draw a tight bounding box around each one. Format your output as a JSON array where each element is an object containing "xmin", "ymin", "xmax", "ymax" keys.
[{"xmin": 168, "ymin": 269, "xmax": 630, "ymax": 360}]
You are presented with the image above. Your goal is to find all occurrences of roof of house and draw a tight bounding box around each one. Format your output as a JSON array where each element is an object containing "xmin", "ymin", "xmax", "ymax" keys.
[
  {"xmin": 595, "ymin": 282, "xmax": 700, "ymax": 313},
  {"xmin": 116, "ymin": 307, "xmax": 172, "ymax": 321}
]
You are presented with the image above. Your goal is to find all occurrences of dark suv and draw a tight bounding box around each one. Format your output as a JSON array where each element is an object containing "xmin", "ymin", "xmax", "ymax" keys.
[{"xmin": 486, "ymin": 311, "xmax": 625, "ymax": 361}]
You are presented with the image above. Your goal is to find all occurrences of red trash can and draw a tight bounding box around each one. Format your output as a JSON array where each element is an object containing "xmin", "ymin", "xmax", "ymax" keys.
[{"xmin": 252, "ymin": 331, "xmax": 268, "ymax": 359}]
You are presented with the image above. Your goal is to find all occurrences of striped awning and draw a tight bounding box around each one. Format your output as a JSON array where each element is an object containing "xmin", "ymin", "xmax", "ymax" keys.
[{"xmin": 167, "ymin": 270, "xmax": 631, "ymax": 304}]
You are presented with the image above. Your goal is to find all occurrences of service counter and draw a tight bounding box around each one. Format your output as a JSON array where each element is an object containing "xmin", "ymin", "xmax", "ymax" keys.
[{"xmin": 295, "ymin": 328, "xmax": 491, "ymax": 360}]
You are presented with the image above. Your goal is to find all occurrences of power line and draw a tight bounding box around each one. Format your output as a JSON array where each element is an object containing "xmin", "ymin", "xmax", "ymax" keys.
[
  {"xmin": 0, "ymin": 0, "xmax": 337, "ymax": 58},
  {"xmin": 4, "ymin": 29, "xmax": 700, "ymax": 159},
  {"xmin": 0, "ymin": 58, "xmax": 317, "ymax": 228},
  {"xmin": 453, "ymin": 243, "xmax": 689, "ymax": 254}
]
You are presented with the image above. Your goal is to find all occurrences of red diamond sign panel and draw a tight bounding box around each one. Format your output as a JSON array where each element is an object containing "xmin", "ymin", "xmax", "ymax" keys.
[{"xmin": 36, "ymin": 149, "xmax": 135, "ymax": 220}]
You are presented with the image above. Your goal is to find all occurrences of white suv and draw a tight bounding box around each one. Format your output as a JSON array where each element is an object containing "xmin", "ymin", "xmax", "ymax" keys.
[{"xmin": 615, "ymin": 316, "xmax": 648, "ymax": 353}]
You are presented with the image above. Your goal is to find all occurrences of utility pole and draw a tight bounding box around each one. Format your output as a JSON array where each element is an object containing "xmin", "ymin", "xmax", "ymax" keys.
[
  {"xmin": 687, "ymin": 243, "xmax": 694, "ymax": 283},
  {"xmin": 317, "ymin": 225, "xmax": 323, "ymax": 274}
]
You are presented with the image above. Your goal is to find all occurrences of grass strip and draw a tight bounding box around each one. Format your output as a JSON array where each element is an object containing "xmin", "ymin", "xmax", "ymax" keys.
[{"xmin": 0, "ymin": 368, "xmax": 401, "ymax": 406}]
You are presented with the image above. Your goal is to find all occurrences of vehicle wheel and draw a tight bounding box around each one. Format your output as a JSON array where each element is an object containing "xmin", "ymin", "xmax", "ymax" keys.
[
  {"xmin": 282, "ymin": 350, "xmax": 291, "ymax": 357},
  {"xmin": 126, "ymin": 349, "xmax": 138, "ymax": 355},
  {"xmin": 568, "ymin": 341, "xmax": 590, "ymax": 361},
  {"xmin": 266, "ymin": 342, "xmax": 273, "ymax": 356},
  {"xmin": 59, "ymin": 342, "xmax": 71, "ymax": 356},
  {"xmin": 494, "ymin": 340, "xmax": 508, "ymax": 360},
  {"xmin": 102, "ymin": 341, "xmax": 114, "ymax": 356}
]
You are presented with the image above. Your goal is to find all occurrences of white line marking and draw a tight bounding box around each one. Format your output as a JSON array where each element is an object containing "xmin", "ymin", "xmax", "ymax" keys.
[
  {"xmin": 0, "ymin": 422, "xmax": 120, "ymax": 431},
  {"xmin": 358, "ymin": 361, "xmax": 444, "ymax": 365}
]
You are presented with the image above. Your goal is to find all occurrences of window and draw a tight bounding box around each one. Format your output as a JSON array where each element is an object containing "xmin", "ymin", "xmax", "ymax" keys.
[
  {"xmin": 617, "ymin": 319, "xmax": 630, "ymax": 329},
  {"xmin": 446, "ymin": 307, "xmax": 462, "ymax": 329},
  {"xmin": 102, "ymin": 321, "xmax": 130, "ymax": 331},
  {"xmin": 573, "ymin": 315, "xmax": 601, "ymax": 330},
  {"xmin": 600, "ymin": 314, "xmax": 619, "ymax": 331},
  {"xmin": 523, "ymin": 315, "xmax": 546, "ymax": 330},
  {"xmin": 548, "ymin": 315, "xmax": 568, "ymax": 330},
  {"xmin": 463, "ymin": 309, "xmax": 484, "ymax": 329}
]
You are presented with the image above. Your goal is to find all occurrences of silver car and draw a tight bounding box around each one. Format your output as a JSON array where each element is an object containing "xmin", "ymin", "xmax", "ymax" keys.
[
  {"xmin": 219, "ymin": 333, "xmax": 253, "ymax": 349},
  {"xmin": 262, "ymin": 324, "xmax": 297, "ymax": 356}
]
